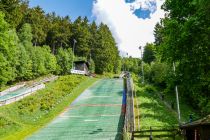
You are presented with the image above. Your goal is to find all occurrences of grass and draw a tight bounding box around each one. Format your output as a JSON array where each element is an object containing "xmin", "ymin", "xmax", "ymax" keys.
[
  {"xmin": 134, "ymin": 85, "xmax": 178, "ymax": 129},
  {"xmin": 133, "ymin": 79, "xmax": 183, "ymax": 140},
  {"xmin": 163, "ymin": 91, "xmax": 200, "ymax": 123},
  {"xmin": 0, "ymin": 75, "xmax": 98, "ymax": 140},
  {"xmin": 132, "ymin": 73, "xmax": 200, "ymax": 121}
]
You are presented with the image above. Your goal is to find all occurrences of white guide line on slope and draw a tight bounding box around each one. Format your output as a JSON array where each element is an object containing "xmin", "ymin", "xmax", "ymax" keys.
[{"xmin": 60, "ymin": 114, "xmax": 121, "ymax": 118}]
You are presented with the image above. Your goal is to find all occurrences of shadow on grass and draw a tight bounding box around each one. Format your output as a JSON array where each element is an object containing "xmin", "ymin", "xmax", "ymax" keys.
[{"xmin": 135, "ymin": 89, "xmax": 178, "ymax": 127}]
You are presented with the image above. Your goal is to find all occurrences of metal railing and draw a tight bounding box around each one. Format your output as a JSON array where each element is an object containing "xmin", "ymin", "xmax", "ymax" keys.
[
  {"xmin": 124, "ymin": 74, "xmax": 135, "ymax": 140},
  {"xmin": 0, "ymin": 83, "xmax": 45, "ymax": 106},
  {"xmin": 0, "ymin": 83, "xmax": 25, "ymax": 96}
]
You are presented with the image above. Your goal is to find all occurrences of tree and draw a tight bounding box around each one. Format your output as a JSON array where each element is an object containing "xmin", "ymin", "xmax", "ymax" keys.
[
  {"xmin": 16, "ymin": 43, "xmax": 33, "ymax": 80},
  {"xmin": 42, "ymin": 45, "xmax": 57, "ymax": 73},
  {"xmin": 17, "ymin": 23, "xmax": 57, "ymax": 79},
  {"xmin": 24, "ymin": 6, "xmax": 47, "ymax": 46},
  {"xmin": 0, "ymin": 53, "xmax": 10, "ymax": 86},
  {"xmin": 114, "ymin": 56, "xmax": 122, "ymax": 74},
  {"xmin": 143, "ymin": 43, "xmax": 156, "ymax": 64},
  {"xmin": 71, "ymin": 16, "xmax": 91, "ymax": 57},
  {"xmin": 0, "ymin": 0, "xmax": 28, "ymax": 29},
  {"xmin": 18, "ymin": 23, "xmax": 33, "ymax": 47},
  {"xmin": 56, "ymin": 48, "xmax": 73, "ymax": 74},
  {"xmin": 17, "ymin": 23, "xmax": 33, "ymax": 79},
  {"xmin": 155, "ymin": 0, "xmax": 210, "ymax": 114},
  {"xmin": 93, "ymin": 23, "xmax": 119, "ymax": 74},
  {"xmin": 0, "ymin": 12, "xmax": 20, "ymax": 85},
  {"xmin": 88, "ymin": 21, "xmax": 98, "ymax": 61},
  {"xmin": 123, "ymin": 57, "xmax": 140, "ymax": 74},
  {"xmin": 89, "ymin": 58, "xmax": 95, "ymax": 73},
  {"xmin": 46, "ymin": 13, "xmax": 72, "ymax": 54},
  {"xmin": 154, "ymin": 23, "xmax": 164, "ymax": 46}
]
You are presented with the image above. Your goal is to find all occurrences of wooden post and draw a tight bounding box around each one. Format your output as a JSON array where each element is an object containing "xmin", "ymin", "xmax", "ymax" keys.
[
  {"xmin": 131, "ymin": 131, "xmax": 134, "ymax": 140},
  {"xmin": 195, "ymin": 129, "xmax": 197, "ymax": 140},
  {"xmin": 150, "ymin": 126, "xmax": 153, "ymax": 140}
]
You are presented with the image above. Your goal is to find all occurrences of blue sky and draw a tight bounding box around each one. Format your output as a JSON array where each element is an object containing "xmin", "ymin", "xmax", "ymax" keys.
[{"xmin": 29, "ymin": 0, "xmax": 94, "ymax": 21}]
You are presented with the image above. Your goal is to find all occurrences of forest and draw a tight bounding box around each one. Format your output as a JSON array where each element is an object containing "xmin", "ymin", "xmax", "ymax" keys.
[
  {"xmin": 0, "ymin": 0, "xmax": 209, "ymax": 117},
  {"xmin": 125, "ymin": 0, "xmax": 210, "ymax": 116},
  {"xmin": 0, "ymin": 0, "xmax": 121, "ymax": 88}
]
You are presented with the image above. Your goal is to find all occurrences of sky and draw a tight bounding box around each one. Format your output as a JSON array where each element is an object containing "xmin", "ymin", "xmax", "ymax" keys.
[
  {"xmin": 29, "ymin": 0, "xmax": 94, "ymax": 21},
  {"xmin": 29, "ymin": 0, "xmax": 165, "ymax": 58}
]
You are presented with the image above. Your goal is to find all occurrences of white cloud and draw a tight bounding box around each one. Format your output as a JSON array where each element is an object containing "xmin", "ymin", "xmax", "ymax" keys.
[
  {"xmin": 129, "ymin": 0, "xmax": 157, "ymax": 13},
  {"xmin": 92, "ymin": 0, "xmax": 165, "ymax": 58}
]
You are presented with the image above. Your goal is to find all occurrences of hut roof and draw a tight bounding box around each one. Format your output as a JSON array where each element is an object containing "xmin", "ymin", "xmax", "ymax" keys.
[
  {"xmin": 181, "ymin": 114, "xmax": 210, "ymax": 128},
  {"xmin": 73, "ymin": 60, "xmax": 90, "ymax": 67}
]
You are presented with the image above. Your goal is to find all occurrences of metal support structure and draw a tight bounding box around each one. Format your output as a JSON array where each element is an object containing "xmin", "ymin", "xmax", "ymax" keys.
[
  {"xmin": 173, "ymin": 62, "xmax": 181, "ymax": 124},
  {"xmin": 139, "ymin": 46, "xmax": 144, "ymax": 84},
  {"xmin": 123, "ymin": 58, "xmax": 125, "ymax": 72},
  {"xmin": 126, "ymin": 53, "xmax": 128, "ymax": 71}
]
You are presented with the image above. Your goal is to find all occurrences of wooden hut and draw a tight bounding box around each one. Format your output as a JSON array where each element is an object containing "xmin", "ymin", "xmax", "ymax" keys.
[
  {"xmin": 180, "ymin": 115, "xmax": 210, "ymax": 140},
  {"xmin": 71, "ymin": 60, "xmax": 90, "ymax": 75}
]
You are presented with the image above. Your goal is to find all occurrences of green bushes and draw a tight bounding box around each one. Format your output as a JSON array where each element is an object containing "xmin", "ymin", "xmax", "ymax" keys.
[
  {"xmin": 144, "ymin": 85, "xmax": 157, "ymax": 94},
  {"xmin": 154, "ymin": 0, "xmax": 210, "ymax": 116},
  {"xmin": 0, "ymin": 75, "xmax": 88, "ymax": 137},
  {"xmin": 123, "ymin": 57, "xmax": 141, "ymax": 74},
  {"xmin": 0, "ymin": 116, "xmax": 20, "ymax": 136},
  {"xmin": 142, "ymin": 61, "xmax": 171, "ymax": 88},
  {"xmin": 56, "ymin": 48, "xmax": 73, "ymax": 75},
  {"xmin": 0, "ymin": 14, "xmax": 74, "ymax": 88}
]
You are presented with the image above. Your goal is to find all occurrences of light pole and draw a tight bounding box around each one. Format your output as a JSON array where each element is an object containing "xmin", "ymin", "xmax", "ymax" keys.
[
  {"xmin": 139, "ymin": 46, "xmax": 144, "ymax": 84},
  {"xmin": 123, "ymin": 56, "xmax": 125, "ymax": 72},
  {"xmin": 72, "ymin": 39, "xmax": 77, "ymax": 69},
  {"xmin": 123, "ymin": 52, "xmax": 127, "ymax": 72},
  {"xmin": 173, "ymin": 62, "xmax": 181, "ymax": 124},
  {"xmin": 126, "ymin": 53, "xmax": 128, "ymax": 71}
]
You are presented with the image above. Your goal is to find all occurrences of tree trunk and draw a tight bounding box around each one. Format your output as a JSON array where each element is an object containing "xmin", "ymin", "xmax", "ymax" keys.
[{"xmin": 52, "ymin": 43, "xmax": 55, "ymax": 54}]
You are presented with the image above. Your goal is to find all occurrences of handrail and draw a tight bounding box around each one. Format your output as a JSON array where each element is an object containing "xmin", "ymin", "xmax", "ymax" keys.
[{"xmin": 0, "ymin": 84, "xmax": 45, "ymax": 106}]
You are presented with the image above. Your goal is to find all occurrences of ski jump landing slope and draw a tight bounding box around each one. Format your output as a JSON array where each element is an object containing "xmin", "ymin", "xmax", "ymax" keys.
[{"xmin": 27, "ymin": 78, "xmax": 124, "ymax": 140}]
